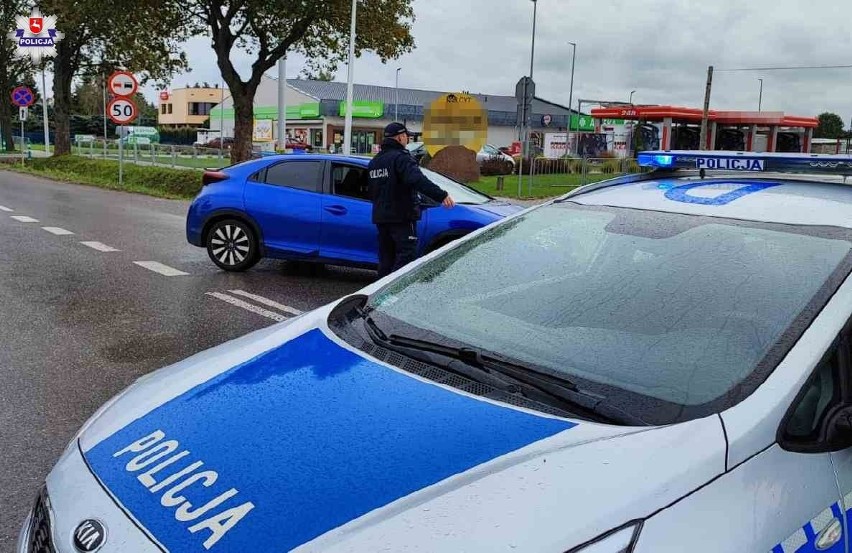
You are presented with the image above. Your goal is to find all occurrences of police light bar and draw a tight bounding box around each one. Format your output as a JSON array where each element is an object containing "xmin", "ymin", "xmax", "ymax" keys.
[{"xmin": 637, "ymin": 150, "xmax": 852, "ymax": 176}]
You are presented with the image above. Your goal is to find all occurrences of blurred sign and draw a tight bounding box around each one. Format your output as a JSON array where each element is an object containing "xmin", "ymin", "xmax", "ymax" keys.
[
  {"xmin": 74, "ymin": 134, "xmax": 96, "ymax": 143},
  {"xmin": 159, "ymin": 91, "xmax": 169, "ymax": 101},
  {"xmin": 544, "ymin": 133, "xmax": 568, "ymax": 158},
  {"xmin": 422, "ymin": 93, "xmax": 488, "ymax": 156},
  {"xmin": 19, "ymin": 106, "xmax": 27, "ymax": 121},
  {"xmin": 253, "ymin": 119, "xmax": 273, "ymax": 141}
]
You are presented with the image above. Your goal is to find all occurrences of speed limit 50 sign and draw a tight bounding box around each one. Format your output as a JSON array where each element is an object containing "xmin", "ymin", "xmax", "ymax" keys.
[{"xmin": 108, "ymin": 97, "xmax": 138, "ymax": 125}]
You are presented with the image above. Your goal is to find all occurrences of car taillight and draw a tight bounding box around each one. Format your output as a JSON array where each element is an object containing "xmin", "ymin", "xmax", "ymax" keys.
[{"xmin": 202, "ymin": 171, "xmax": 228, "ymax": 186}]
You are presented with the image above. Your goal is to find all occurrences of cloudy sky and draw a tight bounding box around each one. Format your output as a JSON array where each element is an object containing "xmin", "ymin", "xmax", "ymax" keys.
[{"xmin": 134, "ymin": 0, "xmax": 852, "ymax": 121}]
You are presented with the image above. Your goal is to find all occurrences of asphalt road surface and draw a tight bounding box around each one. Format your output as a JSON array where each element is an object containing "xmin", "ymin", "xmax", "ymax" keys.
[{"xmin": 0, "ymin": 170, "xmax": 375, "ymax": 549}]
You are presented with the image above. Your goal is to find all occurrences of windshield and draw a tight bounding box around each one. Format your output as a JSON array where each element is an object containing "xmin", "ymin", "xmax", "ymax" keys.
[
  {"xmin": 421, "ymin": 168, "xmax": 492, "ymax": 205},
  {"xmin": 369, "ymin": 203, "xmax": 852, "ymax": 424}
]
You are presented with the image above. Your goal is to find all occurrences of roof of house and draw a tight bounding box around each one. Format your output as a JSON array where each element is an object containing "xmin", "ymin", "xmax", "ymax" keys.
[{"xmin": 284, "ymin": 78, "xmax": 575, "ymax": 115}]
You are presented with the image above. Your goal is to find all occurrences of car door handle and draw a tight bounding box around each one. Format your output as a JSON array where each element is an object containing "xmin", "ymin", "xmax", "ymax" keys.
[{"xmin": 324, "ymin": 205, "xmax": 348, "ymax": 216}]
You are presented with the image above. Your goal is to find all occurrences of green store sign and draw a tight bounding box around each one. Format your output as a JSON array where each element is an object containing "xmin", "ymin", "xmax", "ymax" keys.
[
  {"xmin": 570, "ymin": 114, "xmax": 596, "ymax": 132},
  {"xmin": 338, "ymin": 100, "xmax": 384, "ymax": 118},
  {"xmin": 210, "ymin": 102, "xmax": 321, "ymax": 120}
]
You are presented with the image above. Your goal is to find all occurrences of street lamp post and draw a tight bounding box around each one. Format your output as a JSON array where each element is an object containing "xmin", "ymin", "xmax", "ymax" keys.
[
  {"xmin": 758, "ymin": 78, "xmax": 763, "ymax": 112},
  {"xmin": 567, "ymin": 41, "xmax": 576, "ymax": 153},
  {"xmin": 395, "ymin": 67, "xmax": 401, "ymax": 121},
  {"xmin": 519, "ymin": 0, "xmax": 538, "ymax": 197},
  {"xmin": 343, "ymin": 0, "xmax": 358, "ymax": 155},
  {"xmin": 629, "ymin": 90, "xmax": 636, "ymax": 104}
]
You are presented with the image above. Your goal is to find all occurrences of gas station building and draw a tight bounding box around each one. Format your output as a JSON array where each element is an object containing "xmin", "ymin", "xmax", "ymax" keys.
[{"xmin": 590, "ymin": 106, "xmax": 818, "ymax": 154}]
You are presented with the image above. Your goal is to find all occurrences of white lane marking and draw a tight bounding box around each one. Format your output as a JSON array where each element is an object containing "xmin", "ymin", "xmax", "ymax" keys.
[
  {"xmin": 0, "ymin": 205, "xmax": 13, "ymax": 212},
  {"xmin": 228, "ymin": 289, "xmax": 303, "ymax": 316},
  {"xmin": 80, "ymin": 241, "xmax": 120, "ymax": 252},
  {"xmin": 133, "ymin": 261, "xmax": 189, "ymax": 276},
  {"xmin": 10, "ymin": 215, "xmax": 38, "ymax": 222},
  {"xmin": 206, "ymin": 292, "xmax": 287, "ymax": 322},
  {"xmin": 42, "ymin": 227, "xmax": 75, "ymax": 236}
]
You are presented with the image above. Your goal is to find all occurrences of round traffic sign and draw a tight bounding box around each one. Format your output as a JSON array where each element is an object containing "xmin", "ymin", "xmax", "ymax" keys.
[
  {"xmin": 107, "ymin": 97, "xmax": 138, "ymax": 124},
  {"xmin": 11, "ymin": 86, "xmax": 34, "ymax": 107},
  {"xmin": 108, "ymin": 71, "xmax": 138, "ymax": 98}
]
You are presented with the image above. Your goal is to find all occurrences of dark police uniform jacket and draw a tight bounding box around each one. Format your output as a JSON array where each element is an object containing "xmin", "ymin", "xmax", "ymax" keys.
[{"xmin": 368, "ymin": 139, "xmax": 448, "ymax": 224}]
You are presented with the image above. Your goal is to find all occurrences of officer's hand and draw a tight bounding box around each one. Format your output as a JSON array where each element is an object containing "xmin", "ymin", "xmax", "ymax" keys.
[{"xmin": 442, "ymin": 195, "xmax": 455, "ymax": 209}]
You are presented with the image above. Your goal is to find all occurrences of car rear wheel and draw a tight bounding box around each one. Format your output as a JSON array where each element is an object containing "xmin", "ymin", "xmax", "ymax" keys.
[{"xmin": 206, "ymin": 219, "xmax": 260, "ymax": 272}]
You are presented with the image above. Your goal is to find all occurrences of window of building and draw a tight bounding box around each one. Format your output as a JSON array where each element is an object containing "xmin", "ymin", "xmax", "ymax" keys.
[
  {"xmin": 189, "ymin": 102, "xmax": 216, "ymax": 116},
  {"xmin": 167, "ymin": 104, "xmax": 173, "ymax": 115},
  {"xmin": 161, "ymin": 104, "xmax": 167, "ymax": 115}
]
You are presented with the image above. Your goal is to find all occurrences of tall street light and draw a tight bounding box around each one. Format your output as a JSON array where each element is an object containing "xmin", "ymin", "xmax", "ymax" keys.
[
  {"xmin": 343, "ymin": 0, "xmax": 357, "ymax": 155},
  {"xmin": 758, "ymin": 78, "xmax": 763, "ymax": 112},
  {"xmin": 629, "ymin": 89, "xmax": 636, "ymax": 104},
  {"xmin": 567, "ymin": 41, "xmax": 576, "ymax": 146},
  {"xmin": 395, "ymin": 67, "xmax": 401, "ymax": 121},
  {"xmin": 524, "ymin": 0, "xmax": 538, "ymax": 155}
]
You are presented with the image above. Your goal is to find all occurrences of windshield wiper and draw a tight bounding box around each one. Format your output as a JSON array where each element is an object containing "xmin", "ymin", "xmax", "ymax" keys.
[{"xmin": 380, "ymin": 331, "xmax": 643, "ymax": 425}]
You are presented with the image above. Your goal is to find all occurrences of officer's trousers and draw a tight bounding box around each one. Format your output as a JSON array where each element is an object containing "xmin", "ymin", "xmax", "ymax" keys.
[{"xmin": 376, "ymin": 222, "xmax": 418, "ymax": 279}]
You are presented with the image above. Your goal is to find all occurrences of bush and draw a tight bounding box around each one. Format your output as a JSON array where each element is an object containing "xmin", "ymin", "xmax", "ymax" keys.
[
  {"xmin": 479, "ymin": 156, "xmax": 514, "ymax": 176},
  {"xmin": 600, "ymin": 159, "xmax": 622, "ymax": 174},
  {"xmin": 19, "ymin": 155, "xmax": 202, "ymax": 199},
  {"xmin": 159, "ymin": 126, "xmax": 200, "ymax": 145}
]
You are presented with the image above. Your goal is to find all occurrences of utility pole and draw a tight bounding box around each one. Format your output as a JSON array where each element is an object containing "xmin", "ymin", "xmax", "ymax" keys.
[
  {"xmin": 699, "ymin": 65, "xmax": 713, "ymax": 151},
  {"xmin": 758, "ymin": 78, "xmax": 763, "ymax": 112},
  {"xmin": 343, "ymin": 0, "xmax": 358, "ymax": 155},
  {"xmin": 278, "ymin": 56, "xmax": 287, "ymax": 151}
]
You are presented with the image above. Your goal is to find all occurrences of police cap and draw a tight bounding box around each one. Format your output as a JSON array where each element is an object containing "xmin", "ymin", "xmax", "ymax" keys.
[{"xmin": 383, "ymin": 122, "xmax": 413, "ymax": 138}]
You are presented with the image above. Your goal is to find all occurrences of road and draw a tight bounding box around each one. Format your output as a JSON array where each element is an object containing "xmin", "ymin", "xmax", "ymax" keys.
[{"xmin": 0, "ymin": 170, "xmax": 374, "ymax": 549}]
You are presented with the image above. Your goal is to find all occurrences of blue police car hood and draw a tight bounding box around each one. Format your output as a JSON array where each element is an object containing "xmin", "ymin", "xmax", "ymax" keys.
[{"xmin": 76, "ymin": 317, "xmax": 725, "ymax": 551}]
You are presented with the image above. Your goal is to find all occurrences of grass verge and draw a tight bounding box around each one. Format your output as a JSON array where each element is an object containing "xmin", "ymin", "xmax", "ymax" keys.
[
  {"xmin": 469, "ymin": 173, "xmax": 614, "ymax": 199},
  {"xmin": 3, "ymin": 155, "xmax": 202, "ymax": 200}
]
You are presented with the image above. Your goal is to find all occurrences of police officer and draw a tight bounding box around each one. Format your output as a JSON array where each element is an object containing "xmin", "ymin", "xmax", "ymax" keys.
[{"xmin": 368, "ymin": 122, "xmax": 455, "ymax": 278}]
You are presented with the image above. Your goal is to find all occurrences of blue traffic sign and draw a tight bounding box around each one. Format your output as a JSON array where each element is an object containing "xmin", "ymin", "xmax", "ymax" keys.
[{"xmin": 11, "ymin": 86, "xmax": 34, "ymax": 107}]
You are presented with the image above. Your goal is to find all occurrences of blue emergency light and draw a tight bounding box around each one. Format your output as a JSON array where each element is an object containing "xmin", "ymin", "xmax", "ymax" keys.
[{"xmin": 637, "ymin": 150, "xmax": 852, "ymax": 176}]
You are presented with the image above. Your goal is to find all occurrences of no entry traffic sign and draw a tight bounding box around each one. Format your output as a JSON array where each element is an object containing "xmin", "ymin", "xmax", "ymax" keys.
[
  {"xmin": 11, "ymin": 86, "xmax": 35, "ymax": 107},
  {"xmin": 108, "ymin": 71, "xmax": 138, "ymax": 98},
  {"xmin": 108, "ymin": 97, "xmax": 138, "ymax": 125}
]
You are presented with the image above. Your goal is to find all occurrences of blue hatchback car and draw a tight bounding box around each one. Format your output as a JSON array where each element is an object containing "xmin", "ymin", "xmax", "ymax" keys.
[{"xmin": 186, "ymin": 154, "xmax": 522, "ymax": 271}]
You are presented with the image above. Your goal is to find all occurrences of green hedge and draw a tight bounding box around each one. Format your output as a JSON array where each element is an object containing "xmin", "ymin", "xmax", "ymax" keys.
[{"xmin": 13, "ymin": 155, "xmax": 203, "ymax": 199}]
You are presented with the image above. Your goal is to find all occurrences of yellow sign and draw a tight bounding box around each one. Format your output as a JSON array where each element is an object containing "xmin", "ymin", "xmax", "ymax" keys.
[
  {"xmin": 253, "ymin": 119, "xmax": 273, "ymax": 141},
  {"xmin": 422, "ymin": 93, "xmax": 488, "ymax": 156}
]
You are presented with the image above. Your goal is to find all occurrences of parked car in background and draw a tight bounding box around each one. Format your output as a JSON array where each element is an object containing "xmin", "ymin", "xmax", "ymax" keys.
[
  {"xmin": 406, "ymin": 141, "xmax": 427, "ymax": 163},
  {"xmin": 476, "ymin": 144, "xmax": 516, "ymax": 167},
  {"xmin": 186, "ymin": 153, "xmax": 522, "ymax": 272},
  {"xmin": 194, "ymin": 137, "xmax": 234, "ymax": 149}
]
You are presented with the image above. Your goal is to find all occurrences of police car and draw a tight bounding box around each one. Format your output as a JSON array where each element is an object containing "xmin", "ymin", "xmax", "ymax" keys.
[{"xmin": 19, "ymin": 151, "xmax": 852, "ymax": 552}]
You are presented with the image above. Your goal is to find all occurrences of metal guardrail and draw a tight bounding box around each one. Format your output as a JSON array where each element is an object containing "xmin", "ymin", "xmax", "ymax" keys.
[{"xmin": 530, "ymin": 156, "xmax": 644, "ymax": 183}]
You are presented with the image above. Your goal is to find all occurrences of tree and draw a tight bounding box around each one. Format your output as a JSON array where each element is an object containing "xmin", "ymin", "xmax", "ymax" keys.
[
  {"xmin": 185, "ymin": 0, "xmax": 415, "ymax": 163},
  {"xmin": 42, "ymin": 0, "xmax": 189, "ymax": 155},
  {"xmin": 0, "ymin": 0, "xmax": 35, "ymax": 151},
  {"xmin": 815, "ymin": 112, "xmax": 845, "ymax": 139},
  {"xmin": 300, "ymin": 66, "xmax": 335, "ymax": 81}
]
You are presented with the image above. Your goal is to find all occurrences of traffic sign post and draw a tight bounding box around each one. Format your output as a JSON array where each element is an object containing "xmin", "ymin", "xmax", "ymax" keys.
[
  {"xmin": 108, "ymin": 71, "xmax": 138, "ymax": 98},
  {"xmin": 108, "ymin": 94, "xmax": 138, "ymax": 187},
  {"xmin": 11, "ymin": 85, "xmax": 35, "ymax": 107},
  {"xmin": 108, "ymin": 70, "xmax": 139, "ymax": 187}
]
